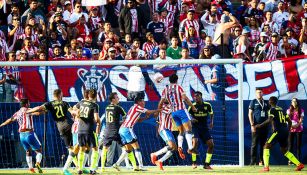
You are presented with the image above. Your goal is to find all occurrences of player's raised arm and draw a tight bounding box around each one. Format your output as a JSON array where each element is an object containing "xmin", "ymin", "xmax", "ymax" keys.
[
  {"xmin": 0, "ymin": 117, "xmax": 16, "ymax": 128},
  {"xmin": 26, "ymin": 105, "xmax": 45, "ymax": 114},
  {"xmin": 182, "ymin": 93, "xmax": 197, "ymax": 112}
]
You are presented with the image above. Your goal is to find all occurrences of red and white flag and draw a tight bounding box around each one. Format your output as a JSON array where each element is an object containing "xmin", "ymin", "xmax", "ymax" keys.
[{"xmin": 82, "ymin": 0, "xmax": 107, "ymax": 6}]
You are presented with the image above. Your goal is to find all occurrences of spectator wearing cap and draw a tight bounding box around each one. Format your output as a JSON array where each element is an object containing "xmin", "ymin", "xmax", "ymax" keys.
[
  {"xmin": 49, "ymin": 12, "xmax": 68, "ymax": 45},
  {"xmin": 89, "ymin": 6, "xmax": 102, "ymax": 34},
  {"xmin": 182, "ymin": 26, "xmax": 201, "ymax": 59},
  {"xmin": 253, "ymin": 32, "xmax": 269, "ymax": 62},
  {"xmin": 166, "ymin": 35, "xmax": 182, "ymax": 60},
  {"xmin": 142, "ymin": 32, "xmax": 158, "ymax": 59},
  {"xmin": 179, "ymin": 9, "xmax": 200, "ymax": 41},
  {"xmin": 91, "ymin": 49, "xmax": 100, "ymax": 60},
  {"xmin": 200, "ymin": 10, "xmax": 219, "ymax": 39},
  {"xmin": 146, "ymin": 11, "xmax": 165, "ymax": 43},
  {"xmin": 199, "ymin": 45, "xmax": 213, "ymax": 59},
  {"xmin": 281, "ymin": 12, "xmax": 301, "ymax": 38},
  {"xmin": 82, "ymin": 48, "xmax": 92, "ymax": 60},
  {"xmin": 99, "ymin": 38, "xmax": 114, "ymax": 60},
  {"xmin": 63, "ymin": 1, "xmax": 72, "ymax": 24},
  {"xmin": 263, "ymin": 32, "xmax": 280, "ymax": 61},
  {"xmin": 119, "ymin": 0, "xmax": 144, "ymax": 38},
  {"xmin": 272, "ymin": 1, "xmax": 289, "ymax": 29},
  {"xmin": 279, "ymin": 34, "xmax": 295, "ymax": 58},
  {"xmin": 8, "ymin": 14, "xmax": 24, "ymax": 51},
  {"xmin": 213, "ymin": 10, "xmax": 239, "ymax": 58},
  {"xmin": 248, "ymin": 16, "xmax": 261, "ymax": 54},
  {"xmin": 21, "ymin": 0, "xmax": 46, "ymax": 27},
  {"xmin": 7, "ymin": 3, "xmax": 20, "ymax": 25},
  {"xmin": 106, "ymin": 47, "xmax": 117, "ymax": 60},
  {"xmin": 261, "ymin": 11, "xmax": 280, "ymax": 34},
  {"xmin": 234, "ymin": 26, "xmax": 251, "ymax": 61},
  {"xmin": 69, "ymin": 2, "xmax": 89, "ymax": 26},
  {"xmin": 48, "ymin": 31, "xmax": 62, "ymax": 50}
]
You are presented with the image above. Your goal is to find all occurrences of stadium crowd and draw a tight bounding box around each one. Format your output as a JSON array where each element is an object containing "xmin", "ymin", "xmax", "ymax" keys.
[{"xmin": 0, "ymin": 0, "xmax": 307, "ymax": 62}]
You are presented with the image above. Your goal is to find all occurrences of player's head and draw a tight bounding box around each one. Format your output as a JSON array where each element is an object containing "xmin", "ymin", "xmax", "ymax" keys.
[
  {"xmin": 20, "ymin": 98, "xmax": 30, "ymax": 108},
  {"xmin": 88, "ymin": 89, "xmax": 97, "ymax": 100},
  {"xmin": 109, "ymin": 92, "xmax": 119, "ymax": 104},
  {"xmin": 83, "ymin": 89, "xmax": 90, "ymax": 100},
  {"xmin": 255, "ymin": 88, "xmax": 263, "ymax": 99},
  {"xmin": 169, "ymin": 74, "xmax": 178, "ymax": 84},
  {"xmin": 53, "ymin": 89, "xmax": 63, "ymax": 100},
  {"xmin": 134, "ymin": 96, "xmax": 145, "ymax": 107},
  {"xmin": 269, "ymin": 96, "xmax": 278, "ymax": 106},
  {"xmin": 194, "ymin": 91, "xmax": 203, "ymax": 103}
]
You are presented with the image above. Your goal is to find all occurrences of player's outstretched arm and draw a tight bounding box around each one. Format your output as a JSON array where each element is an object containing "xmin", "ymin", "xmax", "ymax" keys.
[
  {"xmin": 26, "ymin": 106, "xmax": 45, "ymax": 114},
  {"xmin": 0, "ymin": 117, "xmax": 16, "ymax": 128},
  {"xmin": 182, "ymin": 94, "xmax": 197, "ymax": 112},
  {"xmin": 158, "ymin": 98, "xmax": 166, "ymax": 110}
]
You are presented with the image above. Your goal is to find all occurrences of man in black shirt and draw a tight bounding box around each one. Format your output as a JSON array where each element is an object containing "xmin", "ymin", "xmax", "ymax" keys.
[
  {"xmin": 74, "ymin": 89, "xmax": 101, "ymax": 175},
  {"xmin": 257, "ymin": 96, "xmax": 304, "ymax": 172},
  {"xmin": 100, "ymin": 92, "xmax": 137, "ymax": 171},
  {"xmin": 26, "ymin": 89, "xmax": 77, "ymax": 175},
  {"xmin": 188, "ymin": 91, "xmax": 214, "ymax": 170},
  {"xmin": 248, "ymin": 88, "xmax": 270, "ymax": 165}
]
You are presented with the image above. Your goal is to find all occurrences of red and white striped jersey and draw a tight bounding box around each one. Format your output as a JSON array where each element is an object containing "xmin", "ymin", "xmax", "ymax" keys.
[
  {"xmin": 71, "ymin": 118, "xmax": 79, "ymax": 134},
  {"xmin": 142, "ymin": 41, "xmax": 157, "ymax": 57},
  {"xmin": 18, "ymin": 34, "xmax": 40, "ymax": 46},
  {"xmin": 158, "ymin": 104, "xmax": 172, "ymax": 132},
  {"xmin": 179, "ymin": 19, "xmax": 200, "ymax": 38},
  {"xmin": 264, "ymin": 42, "xmax": 279, "ymax": 61},
  {"xmin": 130, "ymin": 9, "xmax": 139, "ymax": 33},
  {"xmin": 121, "ymin": 104, "xmax": 148, "ymax": 128},
  {"xmin": 12, "ymin": 107, "xmax": 34, "ymax": 132},
  {"xmin": 161, "ymin": 84, "xmax": 186, "ymax": 112}
]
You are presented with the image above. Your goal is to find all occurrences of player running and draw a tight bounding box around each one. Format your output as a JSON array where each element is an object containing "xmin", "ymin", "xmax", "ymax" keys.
[
  {"xmin": 188, "ymin": 91, "xmax": 214, "ymax": 170},
  {"xmin": 26, "ymin": 89, "xmax": 77, "ymax": 175},
  {"xmin": 112, "ymin": 96, "xmax": 161, "ymax": 171},
  {"xmin": 158, "ymin": 74, "xmax": 197, "ymax": 159},
  {"xmin": 73, "ymin": 89, "xmax": 101, "ymax": 175},
  {"xmin": 100, "ymin": 92, "xmax": 138, "ymax": 171},
  {"xmin": 256, "ymin": 96, "xmax": 304, "ymax": 172},
  {"xmin": 0, "ymin": 99, "xmax": 43, "ymax": 173},
  {"xmin": 150, "ymin": 101, "xmax": 177, "ymax": 170}
]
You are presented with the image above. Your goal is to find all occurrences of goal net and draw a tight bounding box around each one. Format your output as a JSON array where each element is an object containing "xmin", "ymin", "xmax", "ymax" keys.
[{"xmin": 0, "ymin": 59, "xmax": 243, "ymax": 168}]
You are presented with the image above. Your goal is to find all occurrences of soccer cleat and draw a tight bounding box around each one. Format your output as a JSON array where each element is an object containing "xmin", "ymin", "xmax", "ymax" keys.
[
  {"xmin": 261, "ymin": 166, "xmax": 270, "ymax": 172},
  {"xmin": 150, "ymin": 153, "xmax": 157, "ymax": 165},
  {"xmin": 192, "ymin": 163, "xmax": 197, "ymax": 169},
  {"xmin": 78, "ymin": 170, "xmax": 83, "ymax": 175},
  {"xmin": 29, "ymin": 168, "xmax": 36, "ymax": 173},
  {"xmin": 89, "ymin": 170, "xmax": 97, "ymax": 175},
  {"xmin": 82, "ymin": 169, "xmax": 90, "ymax": 174},
  {"xmin": 35, "ymin": 163, "xmax": 43, "ymax": 173},
  {"xmin": 155, "ymin": 161, "xmax": 164, "ymax": 170},
  {"xmin": 112, "ymin": 164, "xmax": 120, "ymax": 171},
  {"xmin": 133, "ymin": 168, "xmax": 140, "ymax": 171},
  {"xmin": 203, "ymin": 163, "xmax": 213, "ymax": 170},
  {"xmin": 259, "ymin": 161, "xmax": 263, "ymax": 166},
  {"xmin": 63, "ymin": 169, "xmax": 72, "ymax": 175},
  {"xmin": 178, "ymin": 147, "xmax": 186, "ymax": 160},
  {"xmin": 295, "ymin": 163, "xmax": 304, "ymax": 171}
]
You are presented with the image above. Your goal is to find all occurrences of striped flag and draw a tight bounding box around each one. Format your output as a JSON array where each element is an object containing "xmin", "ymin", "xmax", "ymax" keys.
[{"xmin": 82, "ymin": 0, "xmax": 107, "ymax": 6}]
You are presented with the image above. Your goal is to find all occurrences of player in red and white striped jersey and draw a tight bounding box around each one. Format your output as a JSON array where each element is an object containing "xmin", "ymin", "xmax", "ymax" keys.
[
  {"xmin": 115, "ymin": 97, "xmax": 160, "ymax": 170},
  {"xmin": 158, "ymin": 74, "xmax": 197, "ymax": 159},
  {"xmin": 0, "ymin": 99, "xmax": 43, "ymax": 174},
  {"xmin": 150, "ymin": 102, "xmax": 177, "ymax": 170}
]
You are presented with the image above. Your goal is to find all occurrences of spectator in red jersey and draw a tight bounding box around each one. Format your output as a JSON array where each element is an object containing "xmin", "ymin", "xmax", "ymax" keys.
[
  {"xmin": 99, "ymin": 38, "xmax": 114, "ymax": 60},
  {"xmin": 281, "ymin": 28, "xmax": 299, "ymax": 55},
  {"xmin": 281, "ymin": 12, "xmax": 301, "ymax": 38},
  {"xmin": 89, "ymin": 6, "xmax": 102, "ymax": 35},
  {"xmin": 263, "ymin": 32, "xmax": 281, "ymax": 61},
  {"xmin": 179, "ymin": 2, "xmax": 189, "ymax": 22},
  {"xmin": 19, "ymin": 24, "xmax": 40, "ymax": 47},
  {"xmin": 75, "ymin": 15, "xmax": 90, "ymax": 41},
  {"xmin": 63, "ymin": 44, "xmax": 76, "ymax": 60},
  {"xmin": 22, "ymin": 37, "xmax": 38, "ymax": 60},
  {"xmin": 179, "ymin": 9, "xmax": 200, "ymax": 41},
  {"xmin": 248, "ymin": 16, "xmax": 261, "ymax": 55},
  {"xmin": 279, "ymin": 34, "xmax": 295, "ymax": 58},
  {"xmin": 142, "ymin": 32, "xmax": 158, "ymax": 59}
]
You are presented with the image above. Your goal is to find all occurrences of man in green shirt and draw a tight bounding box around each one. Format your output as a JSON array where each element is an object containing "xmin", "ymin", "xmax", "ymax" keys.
[{"xmin": 166, "ymin": 36, "xmax": 182, "ymax": 59}]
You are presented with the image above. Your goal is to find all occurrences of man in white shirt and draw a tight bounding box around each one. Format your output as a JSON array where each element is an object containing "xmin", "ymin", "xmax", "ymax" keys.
[
  {"xmin": 69, "ymin": 2, "xmax": 89, "ymax": 26},
  {"xmin": 200, "ymin": 11, "xmax": 219, "ymax": 39},
  {"xmin": 126, "ymin": 64, "xmax": 146, "ymax": 101},
  {"xmin": 63, "ymin": 1, "xmax": 72, "ymax": 24},
  {"xmin": 272, "ymin": 1, "xmax": 289, "ymax": 29},
  {"xmin": 261, "ymin": 11, "xmax": 280, "ymax": 33}
]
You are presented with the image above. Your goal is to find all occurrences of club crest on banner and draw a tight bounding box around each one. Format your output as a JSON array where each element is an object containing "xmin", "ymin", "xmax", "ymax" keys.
[{"xmin": 77, "ymin": 66, "xmax": 109, "ymax": 101}]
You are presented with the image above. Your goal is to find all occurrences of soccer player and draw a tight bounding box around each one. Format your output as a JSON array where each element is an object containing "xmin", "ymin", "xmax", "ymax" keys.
[
  {"xmin": 26, "ymin": 89, "xmax": 77, "ymax": 175},
  {"xmin": 113, "ymin": 96, "xmax": 161, "ymax": 171},
  {"xmin": 73, "ymin": 89, "xmax": 101, "ymax": 175},
  {"xmin": 100, "ymin": 92, "xmax": 138, "ymax": 171},
  {"xmin": 158, "ymin": 73, "xmax": 197, "ymax": 159},
  {"xmin": 150, "ymin": 101, "xmax": 176, "ymax": 170},
  {"xmin": 0, "ymin": 99, "xmax": 43, "ymax": 173},
  {"xmin": 188, "ymin": 91, "xmax": 214, "ymax": 170},
  {"xmin": 256, "ymin": 96, "xmax": 304, "ymax": 172}
]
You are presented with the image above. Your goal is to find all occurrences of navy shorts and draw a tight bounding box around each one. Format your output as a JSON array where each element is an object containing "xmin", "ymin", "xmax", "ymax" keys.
[
  {"xmin": 78, "ymin": 132, "xmax": 98, "ymax": 147},
  {"xmin": 192, "ymin": 126, "xmax": 212, "ymax": 142}
]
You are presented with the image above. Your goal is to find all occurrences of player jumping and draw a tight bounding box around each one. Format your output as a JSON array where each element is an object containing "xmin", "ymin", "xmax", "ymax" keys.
[
  {"xmin": 256, "ymin": 96, "xmax": 304, "ymax": 172},
  {"xmin": 158, "ymin": 74, "xmax": 197, "ymax": 159},
  {"xmin": 113, "ymin": 96, "xmax": 161, "ymax": 171},
  {"xmin": 0, "ymin": 99, "xmax": 43, "ymax": 174},
  {"xmin": 188, "ymin": 91, "xmax": 214, "ymax": 170},
  {"xmin": 150, "ymin": 101, "xmax": 177, "ymax": 170}
]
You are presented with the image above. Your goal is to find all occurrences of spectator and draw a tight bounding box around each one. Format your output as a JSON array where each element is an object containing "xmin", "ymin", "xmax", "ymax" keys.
[
  {"xmin": 287, "ymin": 98, "xmax": 304, "ymax": 164},
  {"xmin": 75, "ymin": 15, "xmax": 90, "ymax": 40},
  {"xmin": 8, "ymin": 15, "xmax": 24, "ymax": 51},
  {"xmin": 51, "ymin": 45, "xmax": 64, "ymax": 60},
  {"xmin": 131, "ymin": 38, "xmax": 146, "ymax": 59},
  {"xmin": 263, "ymin": 32, "xmax": 280, "ymax": 60},
  {"xmin": 166, "ymin": 36, "xmax": 182, "ymax": 60},
  {"xmin": 284, "ymin": 28, "xmax": 299, "ymax": 52},
  {"xmin": 101, "ymin": 0, "xmax": 121, "ymax": 35},
  {"xmin": 69, "ymin": 2, "xmax": 89, "ymax": 26},
  {"xmin": 88, "ymin": 6, "xmax": 102, "ymax": 36},
  {"xmin": 7, "ymin": 3, "xmax": 20, "ymax": 25},
  {"xmin": 281, "ymin": 12, "xmax": 301, "ymax": 38},
  {"xmin": 200, "ymin": 10, "xmax": 219, "ymax": 39},
  {"xmin": 126, "ymin": 62, "xmax": 146, "ymax": 101},
  {"xmin": 151, "ymin": 39, "xmax": 168, "ymax": 59},
  {"xmin": 0, "ymin": 66, "xmax": 6, "ymax": 102},
  {"xmin": 180, "ymin": 47, "xmax": 193, "ymax": 64},
  {"xmin": 299, "ymin": 17, "xmax": 307, "ymax": 44},
  {"xmin": 4, "ymin": 52, "xmax": 20, "ymax": 102},
  {"xmin": 244, "ymin": 0, "xmax": 265, "ymax": 24},
  {"xmin": 272, "ymin": 1, "xmax": 289, "ymax": 30},
  {"xmin": 248, "ymin": 88, "xmax": 270, "ymax": 166},
  {"xmin": 97, "ymin": 22, "xmax": 112, "ymax": 47},
  {"xmin": 142, "ymin": 32, "xmax": 157, "ymax": 59},
  {"xmin": 236, "ymin": 26, "xmax": 252, "ymax": 61},
  {"xmin": 62, "ymin": 1, "xmax": 72, "ymax": 24},
  {"xmin": 136, "ymin": 0, "xmax": 151, "ymax": 28},
  {"xmin": 91, "ymin": 49, "xmax": 100, "ymax": 60},
  {"xmin": 235, "ymin": 0, "xmax": 249, "ymax": 25},
  {"xmin": 158, "ymin": 8, "xmax": 172, "ymax": 39},
  {"xmin": 261, "ymin": 11, "xmax": 279, "ymax": 34},
  {"xmin": 182, "ymin": 26, "xmax": 201, "ymax": 59},
  {"xmin": 21, "ymin": 0, "xmax": 46, "ymax": 26},
  {"xmin": 22, "ymin": 37, "xmax": 38, "ymax": 60},
  {"xmin": 154, "ymin": 49, "xmax": 173, "ymax": 70},
  {"xmin": 147, "ymin": 11, "xmax": 165, "ymax": 43},
  {"xmin": 121, "ymin": 33, "xmax": 133, "ymax": 50},
  {"xmin": 279, "ymin": 34, "xmax": 295, "ymax": 57},
  {"xmin": 179, "ymin": 2, "xmax": 189, "ymax": 22},
  {"xmin": 248, "ymin": 16, "xmax": 261, "ymax": 54},
  {"xmin": 199, "ymin": 45, "xmax": 213, "ymax": 59},
  {"xmin": 49, "ymin": 12, "xmax": 68, "ymax": 45},
  {"xmin": 179, "ymin": 9, "xmax": 200, "ymax": 41},
  {"xmin": 99, "ymin": 38, "xmax": 114, "ymax": 60},
  {"xmin": 253, "ymin": 32, "xmax": 269, "ymax": 62},
  {"xmin": 106, "ymin": 47, "xmax": 118, "ymax": 60},
  {"xmin": 204, "ymin": 36, "xmax": 217, "ymax": 55},
  {"xmin": 119, "ymin": 0, "xmax": 144, "ymax": 39}
]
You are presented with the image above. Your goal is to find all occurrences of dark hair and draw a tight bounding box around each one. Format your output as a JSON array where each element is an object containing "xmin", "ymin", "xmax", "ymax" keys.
[
  {"xmin": 83, "ymin": 89, "xmax": 89, "ymax": 99},
  {"xmin": 134, "ymin": 96, "xmax": 144, "ymax": 104},
  {"xmin": 53, "ymin": 89, "xmax": 62, "ymax": 97},
  {"xmin": 195, "ymin": 91, "xmax": 202, "ymax": 96},
  {"xmin": 269, "ymin": 96, "xmax": 278, "ymax": 105},
  {"xmin": 289, "ymin": 98, "xmax": 302, "ymax": 119},
  {"xmin": 255, "ymin": 88, "xmax": 262, "ymax": 91},
  {"xmin": 20, "ymin": 98, "xmax": 29, "ymax": 107},
  {"xmin": 88, "ymin": 89, "xmax": 97, "ymax": 99},
  {"xmin": 169, "ymin": 74, "xmax": 178, "ymax": 83},
  {"xmin": 133, "ymin": 38, "xmax": 140, "ymax": 43},
  {"xmin": 108, "ymin": 92, "xmax": 118, "ymax": 102}
]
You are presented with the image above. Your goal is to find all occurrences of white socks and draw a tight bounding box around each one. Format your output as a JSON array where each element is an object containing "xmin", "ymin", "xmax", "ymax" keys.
[
  {"xmin": 158, "ymin": 151, "xmax": 173, "ymax": 162},
  {"xmin": 154, "ymin": 146, "xmax": 169, "ymax": 156},
  {"xmin": 178, "ymin": 134, "xmax": 184, "ymax": 148},
  {"xmin": 26, "ymin": 156, "xmax": 33, "ymax": 169},
  {"xmin": 135, "ymin": 150, "xmax": 143, "ymax": 167}
]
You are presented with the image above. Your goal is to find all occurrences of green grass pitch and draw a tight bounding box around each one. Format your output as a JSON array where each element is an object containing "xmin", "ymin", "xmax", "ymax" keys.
[{"xmin": 0, "ymin": 165, "xmax": 305, "ymax": 175}]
